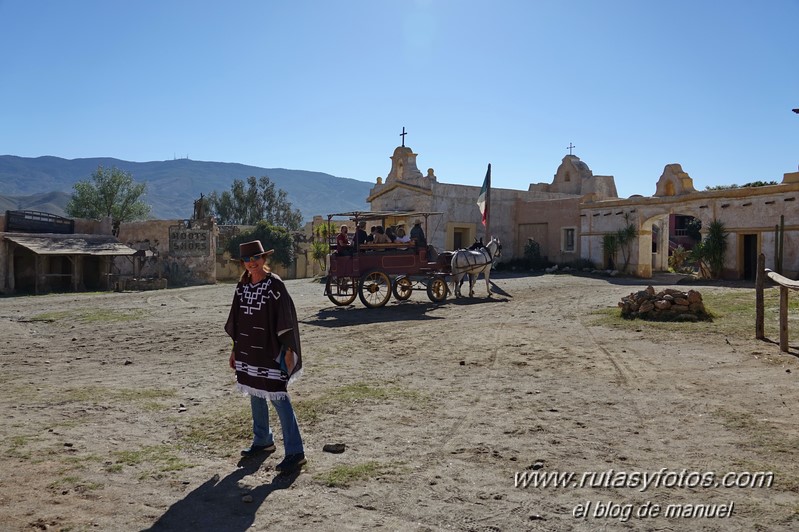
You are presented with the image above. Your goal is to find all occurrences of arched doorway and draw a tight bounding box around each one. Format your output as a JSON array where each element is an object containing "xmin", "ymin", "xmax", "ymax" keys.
[{"xmin": 636, "ymin": 211, "xmax": 703, "ymax": 277}]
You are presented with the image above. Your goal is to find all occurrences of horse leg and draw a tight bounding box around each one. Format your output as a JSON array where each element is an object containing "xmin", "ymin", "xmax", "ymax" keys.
[
  {"xmin": 468, "ymin": 273, "xmax": 476, "ymax": 297},
  {"xmin": 453, "ymin": 272, "xmax": 463, "ymax": 297},
  {"xmin": 485, "ymin": 267, "xmax": 492, "ymax": 296}
]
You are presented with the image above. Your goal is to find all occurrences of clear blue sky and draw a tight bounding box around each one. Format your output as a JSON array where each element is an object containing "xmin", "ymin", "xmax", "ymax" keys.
[{"xmin": 1, "ymin": 0, "xmax": 797, "ymax": 198}]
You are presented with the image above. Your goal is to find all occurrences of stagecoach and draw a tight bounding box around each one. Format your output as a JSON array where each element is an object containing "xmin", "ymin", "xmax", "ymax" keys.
[
  {"xmin": 322, "ymin": 210, "xmax": 503, "ymax": 308},
  {"xmin": 322, "ymin": 211, "xmax": 452, "ymax": 308}
]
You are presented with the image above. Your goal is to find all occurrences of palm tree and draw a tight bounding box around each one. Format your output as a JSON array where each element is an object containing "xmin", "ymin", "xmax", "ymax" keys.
[
  {"xmin": 690, "ymin": 219, "xmax": 728, "ymax": 279},
  {"xmin": 602, "ymin": 233, "xmax": 618, "ymax": 269},
  {"xmin": 310, "ymin": 224, "xmax": 331, "ymax": 272}
]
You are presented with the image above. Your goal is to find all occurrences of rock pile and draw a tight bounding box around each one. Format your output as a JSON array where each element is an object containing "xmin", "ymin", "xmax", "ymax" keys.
[{"xmin": 618, "ymin": 286, "xmax": 709, "ymax": 322}]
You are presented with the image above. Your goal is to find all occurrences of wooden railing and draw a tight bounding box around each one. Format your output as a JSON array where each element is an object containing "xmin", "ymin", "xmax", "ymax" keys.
[{"xmin": 755, "ymin": 253, "xmax": 799, "ymax": 352}]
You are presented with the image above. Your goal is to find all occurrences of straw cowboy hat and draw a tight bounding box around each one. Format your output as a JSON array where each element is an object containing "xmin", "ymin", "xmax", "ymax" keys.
[
  {"xmin": 237, "ymin": 240, "xmax": 274, "ymax": 260},
  {"xmin": 413, "ymin": 219, "xmax": 422, "ymax": 225}
]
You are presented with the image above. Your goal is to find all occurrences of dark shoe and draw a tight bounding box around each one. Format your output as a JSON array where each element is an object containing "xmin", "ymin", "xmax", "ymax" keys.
[
  {"xmin": 241, "ymin": 443, "xmax": 276, "ymax": 457},
  {"xmin": 275, "ymin": 453, "xmax": 307, "ymax": 472}
]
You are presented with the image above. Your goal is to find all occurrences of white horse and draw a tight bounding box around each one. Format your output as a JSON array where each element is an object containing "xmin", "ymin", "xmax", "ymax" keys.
[{"xmin": 451, "ymin": 237, "xmax": 502, "ymax": 297}]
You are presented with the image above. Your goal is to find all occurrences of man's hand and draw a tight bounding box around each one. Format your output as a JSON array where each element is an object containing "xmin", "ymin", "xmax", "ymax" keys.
[
  {"xmin": 229, "ymin": 350, "xmax": 236, "ymax": 370},
  {"xmin": 284, "ymin": 348, "xmax": 296, "ymax": 374}
]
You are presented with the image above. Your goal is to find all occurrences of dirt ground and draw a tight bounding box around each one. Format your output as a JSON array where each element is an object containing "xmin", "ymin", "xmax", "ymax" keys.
[{"xmin": 0, "ymin": 272, "xmax": 797, "ymax": 531}]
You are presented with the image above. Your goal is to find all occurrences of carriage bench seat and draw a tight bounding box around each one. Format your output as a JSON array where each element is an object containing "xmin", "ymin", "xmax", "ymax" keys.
[{"xmin": 359, "ymin": 243, "xmax": 414, "ymax": 251}]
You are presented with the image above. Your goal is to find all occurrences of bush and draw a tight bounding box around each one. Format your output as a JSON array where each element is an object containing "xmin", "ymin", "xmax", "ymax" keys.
[
  {"xmin": 523, "ymin": 238, "xmax": 550, "ymax": 269},
  {"xmin": 668, "ymin": 245, "xmax": 692, "ymax": 273},
  {"xmin": 227, "ymin": 221, "xmax": 294, "ymax": 267}
]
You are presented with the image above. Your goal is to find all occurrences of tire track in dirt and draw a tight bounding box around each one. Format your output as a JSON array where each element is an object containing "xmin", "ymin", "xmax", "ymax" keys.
[{"xmin": 325, "ymin": 295, "xmax": 531, "ymax": 531}]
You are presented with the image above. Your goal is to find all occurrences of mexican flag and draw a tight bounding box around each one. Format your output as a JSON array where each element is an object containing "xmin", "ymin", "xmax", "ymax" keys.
[{"xmin": 476, "ymin": 163, "xmax": 491, "ymax": 226}]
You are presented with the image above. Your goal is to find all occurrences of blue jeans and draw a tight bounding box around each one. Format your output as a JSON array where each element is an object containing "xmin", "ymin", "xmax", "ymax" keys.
[{"xmin": 250, "ymin": 395, "xmax": 304, "ymax": 455}]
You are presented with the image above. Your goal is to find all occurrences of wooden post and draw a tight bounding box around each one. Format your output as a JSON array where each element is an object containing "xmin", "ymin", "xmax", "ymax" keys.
[
  {"xmin": 780, "ymin": 285, "xmax": 789, "ymax": 353},
  {"xmin": 766, "ymin": 266, "xmax": 798, "ymax": 353},
  {"xmin": 778, "ymin": 214, "xmax": 785, "ymax": 274},
  {"xmin": 7, "ymin": 243, "xmax": 14, "ymax": 293},
  {"xmin": 756, "ymin": 253, "xmax": 765, "ymax": 339}
]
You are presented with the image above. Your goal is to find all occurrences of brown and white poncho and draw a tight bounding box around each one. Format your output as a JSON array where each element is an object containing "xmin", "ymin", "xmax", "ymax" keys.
[{"xmin": 224, "ymin": 273, "xmax": 303, "ymax": 400}]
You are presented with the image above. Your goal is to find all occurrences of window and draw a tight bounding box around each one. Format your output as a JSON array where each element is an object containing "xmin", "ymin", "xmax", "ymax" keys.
[{"xmin": 562, "ymin": 227, "xmax": 576, "ymax": 253}]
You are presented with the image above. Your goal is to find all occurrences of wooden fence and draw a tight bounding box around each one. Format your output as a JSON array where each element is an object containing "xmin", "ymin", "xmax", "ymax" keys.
[{"xmin": 756, "ymin": 253, "xmax": 799, "ymax": 352}]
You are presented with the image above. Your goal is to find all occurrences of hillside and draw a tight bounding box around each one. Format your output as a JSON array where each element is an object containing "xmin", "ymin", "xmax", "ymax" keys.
[{"xmin": 0, "ymin": 155, "xmax": 373, "ymax": 222}]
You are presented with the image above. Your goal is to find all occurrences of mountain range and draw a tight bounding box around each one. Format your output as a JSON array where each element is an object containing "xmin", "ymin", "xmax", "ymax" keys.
[{"xmin": 0, "ymin": 155, "xmax": 373, "ymax": 222}]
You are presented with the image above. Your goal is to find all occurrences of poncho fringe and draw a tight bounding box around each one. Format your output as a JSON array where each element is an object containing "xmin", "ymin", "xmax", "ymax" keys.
[
  {"xmin": 237, "ymin": 383, "xmax": 289, "ymax": 401},
  {"xmin": 234, "ymin": 367, "xmax": 304, "ymax": 401}
]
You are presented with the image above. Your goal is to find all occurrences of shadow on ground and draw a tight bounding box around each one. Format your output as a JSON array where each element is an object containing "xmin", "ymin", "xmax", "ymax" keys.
[{"xmin": 142, "ymin": 455, "xmax": 300, "ymax": 532}]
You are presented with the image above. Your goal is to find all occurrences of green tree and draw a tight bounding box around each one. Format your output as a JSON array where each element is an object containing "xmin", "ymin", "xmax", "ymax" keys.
[
  {"xmin": 228, "ymin": 221, "xmax": 294, "ymax": 268},
  {"xmin": 66, "ymin": 166, "xmax": 151, "ymax": 223},
  {"xmin": 209, "ymin": 175, "xmax": 303, "ymax": 230},
  {"xmin": 705, "ymin": 180, "xmax": 777, "ymax": 191}
]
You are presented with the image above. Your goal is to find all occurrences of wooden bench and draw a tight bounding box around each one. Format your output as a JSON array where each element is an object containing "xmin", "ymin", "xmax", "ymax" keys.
[{"xmin": 358, "ymin": 243, "xmax": 413, "ymax": 251}]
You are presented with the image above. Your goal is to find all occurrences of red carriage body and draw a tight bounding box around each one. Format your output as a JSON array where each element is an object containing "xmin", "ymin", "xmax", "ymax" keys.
[{"xmin": 323, "ymin": 211, "xmax": 451, "ymax": 308}]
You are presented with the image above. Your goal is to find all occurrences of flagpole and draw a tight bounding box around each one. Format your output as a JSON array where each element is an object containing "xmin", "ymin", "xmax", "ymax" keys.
[
  {"xmin": 476, "ymin": 163, "xmax": 491, "ymax": 242},
  {"xmin": 485, "ymin": 163, "xmax": 491, "ymax": 242}
]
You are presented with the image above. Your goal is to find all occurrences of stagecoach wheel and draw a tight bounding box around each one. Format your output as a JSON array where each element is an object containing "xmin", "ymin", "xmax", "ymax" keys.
[
  {"xmin": 392, "ymin": 275, "xmax": 413, "ymax": 301},
  {"xmin": 427, "ymin": 275, "xmax": 449, "ymax": 303},
  {"xmin": 326, "ymin": 275, "xmax": 358, "ymax": 306},
  {"xmin": 358, "ymin": 270, "xmax": 392, "ymax": 308}
]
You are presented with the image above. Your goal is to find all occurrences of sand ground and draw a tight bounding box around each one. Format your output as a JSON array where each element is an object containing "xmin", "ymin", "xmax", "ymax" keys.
[{"xmin": 0, "ymin": 272, "xmax": 797, "ymax": 531}]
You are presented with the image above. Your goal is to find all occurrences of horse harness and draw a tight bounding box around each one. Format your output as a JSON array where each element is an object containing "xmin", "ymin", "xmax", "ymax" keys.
[{"xmin": 453, "ymin": 246, "xmax": 493, "ymax": 275}]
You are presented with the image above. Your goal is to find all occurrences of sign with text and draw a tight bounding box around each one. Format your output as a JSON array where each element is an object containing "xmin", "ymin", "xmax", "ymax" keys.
[{"xmin": 169, "ymin": 226, "xmax": 210, "ymax": 256}]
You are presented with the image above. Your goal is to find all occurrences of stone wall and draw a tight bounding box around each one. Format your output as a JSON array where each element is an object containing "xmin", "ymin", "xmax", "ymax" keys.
[{"xmin": 116, "ymin": 218, "xmax": 217, "ymax": 286}]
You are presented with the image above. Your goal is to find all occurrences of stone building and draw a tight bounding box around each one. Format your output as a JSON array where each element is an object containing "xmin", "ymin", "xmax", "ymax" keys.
[
  {"xmin": 364, "ymin": 142, "xmax": 799, "ymax": 280},
  {"xmin": 580, "ymin": 166, "xmax": 799, "ymax": 279},
  {"xmin": 366, "ymin": 146, "xmax": 617, "ymax": 256},
  {"xmin": 0, "ymin": 210, "xmax": 223, "ymax": 294},
  {"xmin": 366, "ymin": 144, "xmax": 618, "ymax": 262},
  {"xmin": 0, "ymin": 210, "xmax": 136, "ymax": 294}
]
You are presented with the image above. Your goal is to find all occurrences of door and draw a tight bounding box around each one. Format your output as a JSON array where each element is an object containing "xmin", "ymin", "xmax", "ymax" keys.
[{"xmin": 742, "ymin": 234, "xmax": 757, "ymax": 280}]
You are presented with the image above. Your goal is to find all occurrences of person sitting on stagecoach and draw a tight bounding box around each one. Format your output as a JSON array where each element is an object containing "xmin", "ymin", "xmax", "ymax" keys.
[
  {"xmin": 385, "ymin": 226, "xmax": 397, "ymax": 243},
  {"xmin": 354, "ymin": 221, "xmax": 369, "ymax": 248},
  {"xmin": 335, "ymin": 225, "xmax": 352, "ymax": 255},
  {"xmin": 410, "ymin": 219, "xmax": 427, "ymax": 248},
  {"xmin": 395, "ymin": 225, "xmax": 411, "ymax": 244},
  {"xmin": 371, "ymin": 226, "xmax": 390, "ymax": 245}
]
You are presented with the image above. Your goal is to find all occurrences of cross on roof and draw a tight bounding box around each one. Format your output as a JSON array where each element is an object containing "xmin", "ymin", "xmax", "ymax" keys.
[
  {"xmin": 400, "ymin": 127, "xmax": 408, "ymax": 147},
  {"xmin": 567, "ymin": 142, "xmax": 576, "ymax": 155}
]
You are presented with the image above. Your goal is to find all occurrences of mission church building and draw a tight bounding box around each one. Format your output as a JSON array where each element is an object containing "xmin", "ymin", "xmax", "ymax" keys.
[
  {"xmin": 366, "ymin": 142, "xmax": 619, "ymax": 264},
  {"xmin": 365, "ymin": 141, "xmax": 799, "ymax": 280}
]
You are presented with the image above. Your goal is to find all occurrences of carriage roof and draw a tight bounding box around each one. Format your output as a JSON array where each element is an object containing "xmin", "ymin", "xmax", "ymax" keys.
[{"xmin": 325, "ymin": 210, "xmax": 444, "ymax": 223}]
